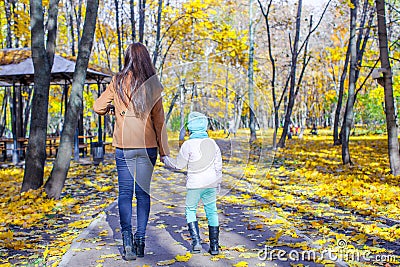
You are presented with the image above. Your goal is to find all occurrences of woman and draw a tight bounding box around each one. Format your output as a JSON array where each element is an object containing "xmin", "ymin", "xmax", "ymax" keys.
[{"xmin": 94, "ymin": 43, "xmax": 170, "ymax": 261}]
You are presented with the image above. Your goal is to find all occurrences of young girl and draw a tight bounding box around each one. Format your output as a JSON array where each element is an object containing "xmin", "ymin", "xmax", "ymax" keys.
[{"xmin": 163, "ymin": 112, "xmax": 222, "ymax": 255}]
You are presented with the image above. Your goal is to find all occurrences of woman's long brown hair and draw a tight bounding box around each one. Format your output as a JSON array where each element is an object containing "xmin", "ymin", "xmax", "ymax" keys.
[{"xmin": 115, "ymin": 43, "xmax": 156, "ymax": 118}]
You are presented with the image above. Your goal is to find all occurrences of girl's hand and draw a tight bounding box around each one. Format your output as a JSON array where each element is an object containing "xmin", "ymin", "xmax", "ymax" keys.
[{"xmin": 162, "ymin": 156, "xmax": 176, "ymax": 169}]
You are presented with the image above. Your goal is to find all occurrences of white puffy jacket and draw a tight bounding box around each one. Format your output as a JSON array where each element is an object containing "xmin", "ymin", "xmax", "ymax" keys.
[{"xmin": 166, "ymin": 138, "xmax": 222, "ymax": 189}]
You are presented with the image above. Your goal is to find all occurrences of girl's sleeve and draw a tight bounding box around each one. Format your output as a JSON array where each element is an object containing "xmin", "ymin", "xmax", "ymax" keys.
[
  {"xmin": 174, "ymin": 142, "xmax": 190, "ymax": 170},
  {"xmin": 214, "ymin": 142, "xmax": 222, "ymax": 182},
  {"xmin": 94, "ymin": 77, "xmax": 115, "ymax": 115}
]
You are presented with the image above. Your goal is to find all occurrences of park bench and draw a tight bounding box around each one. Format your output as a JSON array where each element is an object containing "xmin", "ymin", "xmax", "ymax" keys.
[{"xmin": 0, "ymin": 138, "xmax": 28, "ymax": 161}]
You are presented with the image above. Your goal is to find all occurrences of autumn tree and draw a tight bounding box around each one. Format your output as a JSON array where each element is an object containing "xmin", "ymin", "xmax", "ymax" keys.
[
  {"xmin": 277, "ymin": 0, "xmax": 331, "ymax": 148},
  {"xmin": 46, "ymin": 0, "xmax": 99, "ymax": 199},
  {"xmin": 21, "ymin": 0, "xmax": 60, "ymax": 192},
  {"xmin": 375, "ymin": 0, "xmax": 400, "ymax": 175},
  {"xmin": 341, "ymin": 0, "xmax": 375, "ymax": 164},
  {"xmin": 130, "ymin": 0, "xmax": 136, "ymax": 42},
  {"xmin": 138, "ymin": 0, "xmax": 146, "ymax": 43},
  {"xmin": 114, "ymin": 0, "xmax": 122, "ymax": 70},
  {"xmin": 4, "ymin": 0, "xmax": 12, "ymax": 48},
  {"xmin": 248, "ymin": 0, "xmax": 256, "ymax": 142},
  {"xmin": 152, "ymin": 0, "xmax": 163, "ymax": 65}
]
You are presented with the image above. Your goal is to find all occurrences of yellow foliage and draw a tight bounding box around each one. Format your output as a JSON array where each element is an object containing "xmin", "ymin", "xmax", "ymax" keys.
[
  {"xmin": 99, "ymin": 253, "xmax": 119, "ymax": 258},
  {"xmin": 0, "ymin": 160, "xmax": 118, "ymax": 265},
  {"xmin": 233, "ymin": 261, "xmax": 249, "ymax": 267},
  {"xmin": 175, "ymin": 252, "xmax": 192, "ymax": 262}
]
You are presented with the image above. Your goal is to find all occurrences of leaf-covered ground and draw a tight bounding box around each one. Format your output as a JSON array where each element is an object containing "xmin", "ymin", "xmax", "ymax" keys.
[
  {"xmin": 227, "ymin": 132, "xmax": 400, "ymax": 266},
  {"xmin": 0, "ymin": 130, "xmax": 399, "ymax": 266},
  {"xmin": 0, "ymin": 156, "xmax": 119, "ymax": 266}
]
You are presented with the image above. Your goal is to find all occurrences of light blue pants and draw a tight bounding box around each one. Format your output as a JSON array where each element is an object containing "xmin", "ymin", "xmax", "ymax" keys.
[{"xmin": 185, "ymin": 188, "xmax": 219, "ymax": 226}]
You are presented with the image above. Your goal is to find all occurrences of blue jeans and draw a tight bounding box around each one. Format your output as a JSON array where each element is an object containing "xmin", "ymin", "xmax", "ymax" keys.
[
  {"xmin": 185, "ymin": 188, "xmax": 219, "ymax": 226},
  {"xmin": 115, "ymin": 147, "xmax": 157, "ymax": 238}
]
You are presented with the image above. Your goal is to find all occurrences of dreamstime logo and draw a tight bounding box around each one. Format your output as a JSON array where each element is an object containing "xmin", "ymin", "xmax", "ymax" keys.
[{"xmin": 258, "ymin": 239, "xmax": 398, "ymax": 264}]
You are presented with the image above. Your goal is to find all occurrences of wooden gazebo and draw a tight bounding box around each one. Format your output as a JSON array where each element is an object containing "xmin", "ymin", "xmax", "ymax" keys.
[{"xmin": 0, "ymin": 48, "xmax": 112, "ymax": 163}]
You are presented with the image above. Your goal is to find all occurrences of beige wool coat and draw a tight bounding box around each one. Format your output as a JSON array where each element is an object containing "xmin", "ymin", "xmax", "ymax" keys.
[{"xmin": 93, "ymin": 74, "xmax": 170, "ymax": 156}]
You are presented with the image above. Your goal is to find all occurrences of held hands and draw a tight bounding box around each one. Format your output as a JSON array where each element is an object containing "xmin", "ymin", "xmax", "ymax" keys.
[
  {"xmin": 161, "ymin": 155, "xmax": 176, "ymax": 170},
  {"xmin": 106, "ymin": 104, "xmax": 115, "ymax": 115}
]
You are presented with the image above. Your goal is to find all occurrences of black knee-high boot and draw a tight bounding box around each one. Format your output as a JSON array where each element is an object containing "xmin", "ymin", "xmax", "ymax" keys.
[
  {"xmin": 208, "ymin": 226, "xmax": 219, "ymax": 255},
  {"xmin": 134, "ymin": 234, "xmax": 146, "ymax": 258},
  {"xmin": 122, "ymin": 231, "xmax": 136, "ymax": 260},
  {"xmin": 187, "ymin": 221, "xmax": 202, "ymax": 253}
]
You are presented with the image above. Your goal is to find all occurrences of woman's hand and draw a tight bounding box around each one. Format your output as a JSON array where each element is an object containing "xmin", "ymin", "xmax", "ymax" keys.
[{"xmin": 106, "ymin": 104, "xmax": 115, "ymax": 115}]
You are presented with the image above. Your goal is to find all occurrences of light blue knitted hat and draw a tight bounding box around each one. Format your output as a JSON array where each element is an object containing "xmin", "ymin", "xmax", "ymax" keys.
[{"xmin": 187, "ymin": 112, "xmax": 208, "ymax": 139}]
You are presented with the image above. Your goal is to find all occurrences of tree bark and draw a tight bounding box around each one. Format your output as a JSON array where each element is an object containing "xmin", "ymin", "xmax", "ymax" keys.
[
  {"xmin": 248, "ymin": 0, "xmax": 257, "ymax": 143},
  {"xmin": 0, "ymin": 90, "xmax": 9, "ymax": 137},
  {"xmin": 23, "ymin": 86, "xmax": 33, "ymax": 138},
  {"xmin": 68, "ymin": 0, "xmax": 76, "ymax": 56},
  {"xmin": 76, "ymin": 0, "xmax": 83, "ymax": 42},
  {"xmin": 257, "ymin": 0, "xmax": 277, "ymax": 148},
  {"xmin": 341, "ymin": 0, "xmax": 358, "ymax": 165},
  {"xmin": 375, "ymin": 0, "xmax": 400, "ymax": 175},
  {"xmin": 4, "ymin": 0, "xmax": 13, "ymax": 48},
  {"xmin": 12, "ymin": 1, "xmax": 19, "ymax": 48},
  {"xmin": 234, "ymin": 88, "xmax": 244, "ymax": 133},
  {"xmin": 130, "ymin": 0, "xmax": 136, "ymax": 42},
  {"xmin": 138, "ymin": 0, "xmax": 146, "ymax": 43},
  {"xmin": 333, "ymin": 42, "xmax": 350, "ymax": 145},
  {"xmin": 21, "ymin": 0, "xmax": 60, "ymax": 192},
  {"xmin": 46, "ymin": 0, "xmax": 99, "ymax": 199},
  {"xmin": 277, "ymin": 0, "xmax": 302, "ymax": 148},
  {"xmin": 165, "ymin": 89, "xmax": 180, "ymax": 124},
  {"xmin": 338, "ymin": 0, "xmax": 372, "ymax": 145},
  {"xmin": 152, "ymin": 0, "xmax": 163, "ymax": 66},
  {"xmin": 114, "ymin": 0, "xmax": 122, "ymax": 70}
]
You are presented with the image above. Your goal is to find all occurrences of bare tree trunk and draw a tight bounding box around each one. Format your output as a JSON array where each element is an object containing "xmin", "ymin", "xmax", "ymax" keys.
[
  {"xmin": 298, "ymin": 102, "xmax": 307, "ymax": 138},
  {"xmin": 130, "ymin": 0, "xmax": 136, "ymax": 42},
  {"xmin": 98, "ymin": 24, "xmax": 112, "ymax": 70},
  {"xmin": 375, "ymin": 0, "xmax": 400, "ymax": 175},
  {"xmin": 224, "ymin": 68, "xmax": 229, "ymax": 132},
  {"xmin": 0, "ymin": 90, "xmax": 9, "ymax": 137},
  {"xmin": 152, "ymin": 0, "xmax": 163, "ymax": 66},
  {"xmin": 76, "ymin": 0, "xmax": 83, "ymax": 42},
  {"xmin": 248, "ymin": 0, "xmax": 256, "ymax": 142},
  {"xmin": 341, "ymin": 0, "xmax": 358, "ymax": 165},
  {"xmin": 258, "ymin": 0, "xmax": 277, "ymax": 148},
  {"xmin": 165, "ymin": 90, "xmax": 179, "ymax": 124},
  {"xmin": 138, "ymin": 0, "xmax": 146, "ymax": 43},
  {"xmin": 46, "ymin": 0, "xmax": 99, "ymax": 199},
  {"xmin": 277, "ymin": 0, "xmax": 302, "ymax": 148},
  {"xmin": 4, "ymin": 0, "xmax": 13, "ymax": 48},
  {"xmin": 114, "ymin": 0, "xmax": 122, "ymax": 70},
  {"xmin": 21, "ymin": 0, "xmax": 60, "ymax": 192},
  {"xmin": 234, "ymin": 88, "xmax": 244, "ymax": 133},
  {"xmin": 277, "ymin": 0, "xmax": 330, "ymax": 148},
  {"xmin": 22, "ymin": 86, "xmax": 33, "ymax": 137},
  {"xmin": 333, "ymin": 42, "xmax": 350, "ymax": 145},
  {"xmin": 179, "ymin": 79, "xmax": 186, "ymax": 143},
  {"xmin": 338, "ymin": 0, "xmax": 372, "ymax": 145},
  {"xmin": 12, "ymin": 1, "xmax": 19, "ymax": 48},
  {"xmin": 68, "ymin": 0, "xmax": 76, "ymax": 56}
]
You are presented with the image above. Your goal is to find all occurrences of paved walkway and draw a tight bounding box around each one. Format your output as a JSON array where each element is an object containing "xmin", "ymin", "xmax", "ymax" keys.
[
  {"xmin": 58, "ymin": 162, "xmax": 325, "ymax": 267},
  {"xmin": 57, "ymin": 137, "xmax": 334, "ymax": 267}
]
